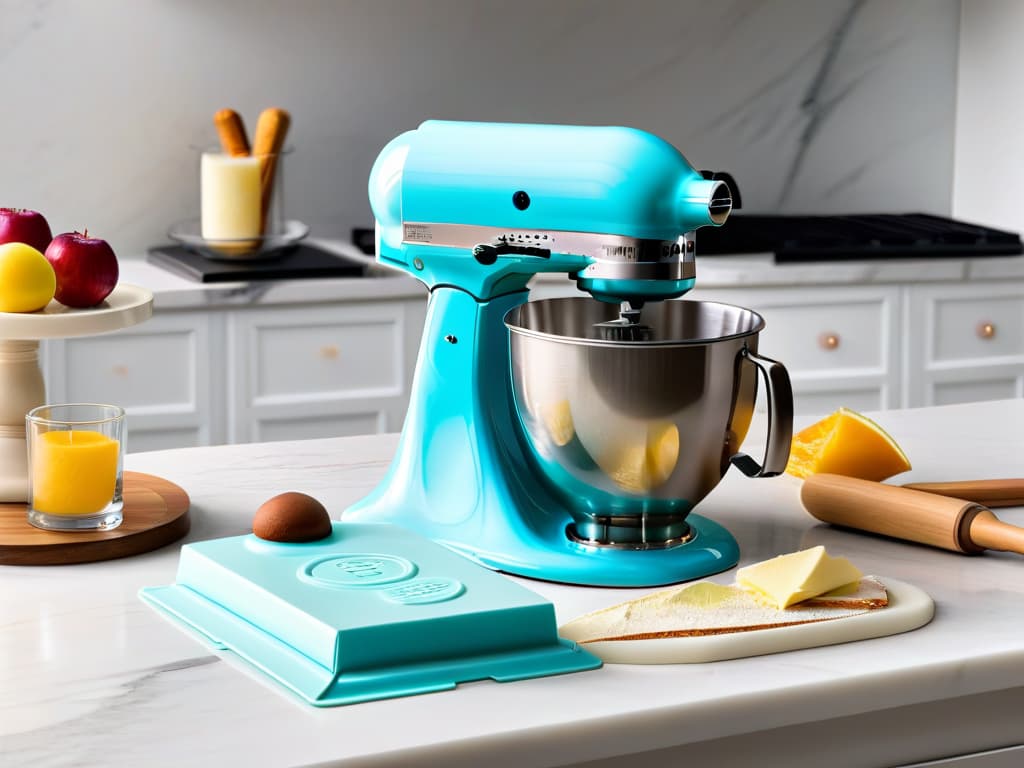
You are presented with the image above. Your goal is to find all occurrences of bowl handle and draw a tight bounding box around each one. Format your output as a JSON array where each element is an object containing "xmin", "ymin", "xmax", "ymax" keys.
[{"xmin": 729, "ymin": 347, "xmax": 794, "ymax": 478}]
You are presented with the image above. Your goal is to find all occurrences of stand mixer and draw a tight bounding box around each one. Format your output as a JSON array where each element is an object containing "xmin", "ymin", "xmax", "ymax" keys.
[{"xmin": 347, "ymin": 120, "xmax": 792, "ymax": 587}]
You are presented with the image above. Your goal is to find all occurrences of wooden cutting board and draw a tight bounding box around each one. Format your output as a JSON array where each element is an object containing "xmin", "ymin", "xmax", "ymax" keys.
[
  {"xmin": 0, "ymin": 471, "xmax": 190, "ymax": 565},
  {"xmin": 563, "ymin": 577, "xmax": 933, "ymax": 664}
]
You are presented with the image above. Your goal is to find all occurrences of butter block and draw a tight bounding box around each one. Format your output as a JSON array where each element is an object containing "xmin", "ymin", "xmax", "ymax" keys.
[
  {"xmin": 736, "ymin": 546, "xmax": 862, "ymax": 609},
  {"xmin": 559, "ymin": 576, "xmax": 887, "ymax": 644}
]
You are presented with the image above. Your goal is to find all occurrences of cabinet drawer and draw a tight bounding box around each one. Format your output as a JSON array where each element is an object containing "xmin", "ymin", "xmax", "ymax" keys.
[
  {"xmin": 227, "ymin": 298, "xmax": 427, "ymax": 444},
  {"xmin": 694, "ymin": 286, "xmax": 898, "ymax": 377},
  {"xmin": 254, "ymin": 412, "xmax": 386, "ymax": 442},
  {"xmin": 791, "ymin": 385, "xmax": 885, "ymax": 418},
  {"xmin": 932, "ymin": 377, "xmax": 1019, "ymax": 406},
  {"xmin": 235, "ymin": 303, "xmax": 406, "ymax": 404},
  {"xmin": 43, "ymin": 312, "xmax": 224, "ymax": 450},
  {"xmin": 756, "ymin": 300, "xmax": 888, "ymax": 373},
  {"xmin": 62, "ymin": 329, "xmax": 195, "ymax": 408},
  {"xmin": 929, "ymin": 291, "xmax": 1024, "ymax": 363}
]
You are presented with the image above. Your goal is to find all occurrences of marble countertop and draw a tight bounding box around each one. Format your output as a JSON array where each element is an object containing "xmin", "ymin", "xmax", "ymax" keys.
[
  {"xmin": 121, "ymin": 240, "xmax": 427, "ymax": 311},
  {"xmin": 123, "ymin": 241, "xmax": 1024, "ymax": 312},
  {"xmin": 2, "ymin": 399, "xmax": 1023, "ymax": 767}
]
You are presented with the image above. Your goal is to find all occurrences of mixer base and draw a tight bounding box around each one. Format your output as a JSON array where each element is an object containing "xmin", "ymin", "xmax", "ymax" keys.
[
  {"xmin": 447, "ymin": 511, "xmax": 738, "ymax": 587},
  {"xmin": 566, "ymin": 514, "xmax": 694, "ymax": 549},
  {"xmin": 348, "ymin": 484, "xmax": 739, "ymax": 587}
]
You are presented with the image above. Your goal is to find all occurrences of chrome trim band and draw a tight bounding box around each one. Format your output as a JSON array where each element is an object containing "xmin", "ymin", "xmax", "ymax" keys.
[
  {"xmin": 402, "ymin": 222, "xmax": 694, "ymax": 267},
  {"xmin": 578, "ymin": 259, "xmax": 696, "ymax": 281}
]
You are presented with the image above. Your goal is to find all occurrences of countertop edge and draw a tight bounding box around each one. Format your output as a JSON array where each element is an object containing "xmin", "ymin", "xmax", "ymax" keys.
[{"xmin": 336, "ymin": 655, "xmax": 1024, "ymax": 768}]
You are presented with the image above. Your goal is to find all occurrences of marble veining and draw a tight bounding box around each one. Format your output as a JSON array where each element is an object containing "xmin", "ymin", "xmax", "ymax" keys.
[
  {"xmin": 776, "ymin": 0, "xmax": 867, "ymax": 208},
  {"xmin": 0, "ymin": 1, "xmax": 959, "ymax": 256}
]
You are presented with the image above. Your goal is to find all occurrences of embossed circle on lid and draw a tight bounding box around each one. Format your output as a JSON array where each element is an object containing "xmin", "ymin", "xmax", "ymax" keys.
[
  {"xmin": 299, "ymin": 553, "xmax": 417, "ymax": 589},
  {"xmin": 380, "ymin": 577, "xmax": 465, "ymax": 605}
]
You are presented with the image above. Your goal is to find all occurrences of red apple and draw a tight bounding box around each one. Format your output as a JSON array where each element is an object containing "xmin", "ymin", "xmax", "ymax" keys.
[
  {"xmin": 44, "ymin": 230, "xmax": 119, "ymax": 308},
  {"xmin": 0, "ymin": 208, "xmax": 52, "ymax": 253}
]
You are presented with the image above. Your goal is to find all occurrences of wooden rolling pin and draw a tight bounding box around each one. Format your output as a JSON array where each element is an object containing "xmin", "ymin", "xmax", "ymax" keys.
[
  {"xmin": 901, "ymin": 479, "xmax": 1024, "ymax": 508},
  {"xmin": 801, "ymin": 473, "xmax": 1024, "ymax": 555}
]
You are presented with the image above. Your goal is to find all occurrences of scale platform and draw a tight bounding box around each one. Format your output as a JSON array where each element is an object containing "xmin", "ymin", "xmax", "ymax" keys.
[{"xmin": 141, "ymin": 522, "xmax": 601, "ymax": 706}]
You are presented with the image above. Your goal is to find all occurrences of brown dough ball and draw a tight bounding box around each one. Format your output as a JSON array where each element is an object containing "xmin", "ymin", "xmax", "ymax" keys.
[{"xmin": 253, "ymin": 491, "xmax": 332, "ymax": 542}]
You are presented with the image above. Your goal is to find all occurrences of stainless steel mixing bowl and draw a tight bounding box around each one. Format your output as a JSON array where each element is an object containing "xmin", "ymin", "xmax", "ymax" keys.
[{"xmin": 505, "ymin": 297, "xmax": 793, "ymax": 547}]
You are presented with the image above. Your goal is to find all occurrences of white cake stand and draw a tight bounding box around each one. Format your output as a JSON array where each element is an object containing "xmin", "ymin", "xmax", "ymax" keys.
[{"xmin": 0, "ymin": 284, "xmax": 153, "ymax": 502}]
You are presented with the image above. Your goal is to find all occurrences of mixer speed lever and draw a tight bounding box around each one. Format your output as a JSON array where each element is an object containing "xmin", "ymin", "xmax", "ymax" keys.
[{"xmin": 473, "ymin": 242, "xmax": 551, "ymax": 265}]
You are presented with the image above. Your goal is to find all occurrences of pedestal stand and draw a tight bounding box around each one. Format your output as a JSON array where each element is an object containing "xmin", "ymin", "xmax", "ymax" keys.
[{"xmin": 0, "ymin": 284, "xmax": 153, "ymax": 502}]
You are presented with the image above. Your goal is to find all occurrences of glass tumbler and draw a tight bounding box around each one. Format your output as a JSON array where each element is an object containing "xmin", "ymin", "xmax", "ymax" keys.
[
  {"xmin": 26, "ymin": 403, "xmax": 125, "ymax": 531},
  {"xmin": 198, "ymin": 145, "xmax": 289, "ymax": 257}
]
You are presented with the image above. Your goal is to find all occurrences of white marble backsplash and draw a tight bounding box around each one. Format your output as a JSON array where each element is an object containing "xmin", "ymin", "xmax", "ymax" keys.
[{"xmin": 0, "ymin": 0, "xmax": 958, "ymax": 256}]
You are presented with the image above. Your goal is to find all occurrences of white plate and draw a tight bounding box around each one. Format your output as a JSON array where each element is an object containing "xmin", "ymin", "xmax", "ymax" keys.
[
  {"xmin": 564, "ymin": 577, "xmax": 934, "ymax": 665},
  {"xmin": 0, "ymin": 283, "xmax": 153, "ymax": 340}
]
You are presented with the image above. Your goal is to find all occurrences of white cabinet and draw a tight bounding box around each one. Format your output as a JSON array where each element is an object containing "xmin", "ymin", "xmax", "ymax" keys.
[
  {"xmin": 40, "ymin": 265, "xmax": 1024, "ymax": 452},
  {"xmin": 42, "ymin": 294, "xmax": 427, "ymax": 452},
  {"xmin": 43, "ymin": 312, "xmax": 225, "ymax": 452},
  {"xmin": 531, "ymin": 272, "xmax": 1024, "ymax": 419},
  {"xmin": 690, "ymin": 284, "xmax": 902, "ymax": 417},
  {"xmin": 905, "ymin": 282, "xmax": 1024, "ymax": 407}
]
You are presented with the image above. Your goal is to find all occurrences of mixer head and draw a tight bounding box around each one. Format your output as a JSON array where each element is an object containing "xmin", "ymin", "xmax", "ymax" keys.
[{"xmin": 367, "ymin": 120, "xmax": 733, "ymax": 305}]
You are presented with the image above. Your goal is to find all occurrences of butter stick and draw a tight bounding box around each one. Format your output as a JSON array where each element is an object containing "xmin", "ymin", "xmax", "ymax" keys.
[
  {"xmin": 736, "ymin": 546, "xmax": 862, "ymax": 609},
  {"xmin": 252, "ymin": 108, "xmax": 291, "ymax": 235}
]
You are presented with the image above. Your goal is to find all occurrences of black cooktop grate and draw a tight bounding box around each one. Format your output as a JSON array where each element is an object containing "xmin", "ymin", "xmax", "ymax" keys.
[
  {"xmin": 696, "ymin": 213, "xmax": 1023, "ymax": 263},
  {"xmin": 147, "ymin": 243, "xmax": 367, "ymax": 282}
]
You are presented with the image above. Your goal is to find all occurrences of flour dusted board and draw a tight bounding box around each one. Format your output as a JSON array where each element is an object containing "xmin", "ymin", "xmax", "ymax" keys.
[{"xmin": 564, "ymin": 577, "xmax": 933, "ymax": 664}]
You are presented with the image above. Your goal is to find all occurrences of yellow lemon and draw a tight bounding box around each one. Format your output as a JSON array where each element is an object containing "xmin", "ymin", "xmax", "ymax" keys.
[
  {"xmin": 0, "ymin": 242, "xmax": 56, "ymax": 312},
  {"xmin": 785, "ymin": 407, "xmax": 911, "ymax": 481}
]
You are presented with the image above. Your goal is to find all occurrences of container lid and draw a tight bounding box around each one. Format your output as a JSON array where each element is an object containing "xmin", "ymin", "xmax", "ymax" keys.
[{"xmin": 141, "ymin": 522, "xmax": 600, "ymax": 706}]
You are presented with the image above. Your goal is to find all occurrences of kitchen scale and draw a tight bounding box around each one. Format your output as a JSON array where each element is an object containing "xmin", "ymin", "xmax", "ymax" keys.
[{"xmin": 142, "ymin": 522, "xmax": 601, "ymax": 706}]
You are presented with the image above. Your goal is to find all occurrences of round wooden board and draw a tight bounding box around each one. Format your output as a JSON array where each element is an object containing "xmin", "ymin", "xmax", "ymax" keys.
[{"xmin": 0, "ymin": 471, "xmax": 190, "ymax": 565}]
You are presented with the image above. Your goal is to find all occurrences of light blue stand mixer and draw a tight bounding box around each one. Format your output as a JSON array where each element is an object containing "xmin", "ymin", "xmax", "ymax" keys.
[{"xmin": 348, "ymin": 120, "xmax": 793, "ymax": 587}]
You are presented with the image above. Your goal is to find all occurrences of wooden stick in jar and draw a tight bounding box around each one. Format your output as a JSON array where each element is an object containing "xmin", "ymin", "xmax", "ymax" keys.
[
  {"xmin": 252, "ymin": 108, "xmax": 291, "ymax": 235},
  {"xmin": 213, "ymin": 109, "xmax": 251, "ymax": 157}
]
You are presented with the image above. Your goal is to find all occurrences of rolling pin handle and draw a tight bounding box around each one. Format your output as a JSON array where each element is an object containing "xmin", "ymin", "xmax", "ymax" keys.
[{"xmin": 967, "ymin": 509, "xmax": 1024, "ymax": 555}]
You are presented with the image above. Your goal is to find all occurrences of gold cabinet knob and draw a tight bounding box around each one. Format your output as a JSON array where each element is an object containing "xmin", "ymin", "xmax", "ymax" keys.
[
  {"xmin": 112, "ymin": 365, "xmax": 129, "ymax": 377},
  {"xmin": 977, "ymin": 322, "xmax": 996, "ymax": 340},
  {"xmin": 819, "ymin": 333, "xmax": 840, "ymax": 350},
  {"xmin": 319, "ymin": 345, "xmax": 340, "ymax": 360}
]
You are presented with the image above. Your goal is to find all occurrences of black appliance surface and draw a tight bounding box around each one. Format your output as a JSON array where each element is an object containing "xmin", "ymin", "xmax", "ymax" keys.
[
  {"xmin": 147, "ymin": 244, "xmax": 367, "ymax": 282},
  {"xmin": 696, "ymin": 213, "xmax": 1023, "ymax": 263}
]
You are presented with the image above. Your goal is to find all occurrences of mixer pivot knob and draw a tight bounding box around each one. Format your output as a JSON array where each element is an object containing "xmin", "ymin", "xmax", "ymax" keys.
[{"xmin": 473, "ymin": 244, "xmax": 499, "ymax": 266}]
